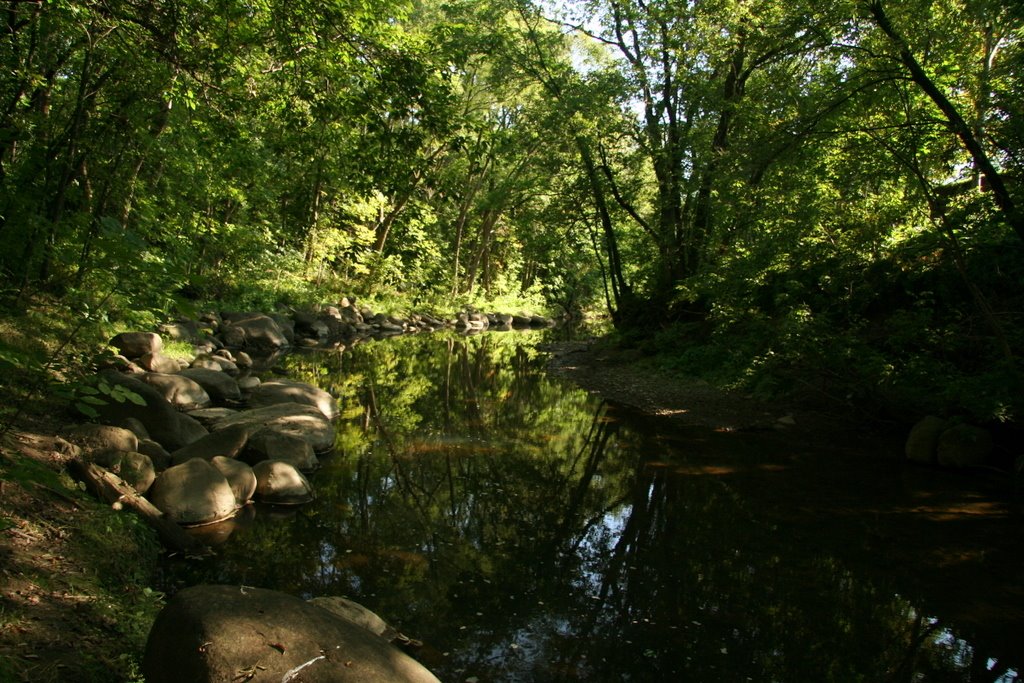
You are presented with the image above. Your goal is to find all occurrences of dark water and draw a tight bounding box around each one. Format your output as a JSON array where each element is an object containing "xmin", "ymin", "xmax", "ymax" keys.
[{"xmin": 163, "ymin": 331, "xmax": 1023, "ymax": 682}]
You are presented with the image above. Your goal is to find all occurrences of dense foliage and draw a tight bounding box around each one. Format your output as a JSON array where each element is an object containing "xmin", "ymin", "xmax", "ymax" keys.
[{"xmin": 1, "ymin": 0, "xmax": 1021, "ymax": 421}]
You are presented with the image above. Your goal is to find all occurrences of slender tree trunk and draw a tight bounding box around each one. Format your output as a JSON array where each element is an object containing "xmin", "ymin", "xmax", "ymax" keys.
[
  {"xmin": 576, "ymin": 137, "xmax": 632, "ymax": 318},
  {"xmin": 867, "ymin": 0, "xmax": 1024, "ymax": 243}
]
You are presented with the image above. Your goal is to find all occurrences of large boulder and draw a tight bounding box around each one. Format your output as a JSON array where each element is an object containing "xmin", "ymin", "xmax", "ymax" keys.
[
  {"xmin": 94, "ymin": 370, "xmax": 208, "ymax": 451},
  {"xmin": 209, "ymin": 403, "xmax": 336, "ymax": 453},
  {"xmin": 170, "ymin": 423, "xmax": 251, "ymax": 466},
  {"xmin": 248, "ymin": 379, "xmax": 339, "ymax": 419},
  {"xmin": 65, "ymin": 424, "xmax": 139, "ymax": 454},
  {"xmin": 142, "ymin": 585, "xmax": 441, "ymax": 683},
  {"xmin": 210, "ymin": 456, "xmax": 256, "ymax": 506},
  {"xmin": 179, "ymin": 367, "xmax": 242, "ymax": 404},
  {"xmin": 139, "ymin": 352, "xmax": 182, "ymax": 374},
  {"xmin": 309, "ymin": 597, "xmax": 417, "ymax": 646},
  {"xmin": 147, "ymin": 459, "xmax": 238, "ymax": 526},
  {"xmin": 243, "ymin": 429, "xmax": 319, "ymax": 471},
  {"xmin": 218, "ymin": 314, "xmax": 290, "ymax": 350},
  {"xmin": 186, "ymin": 407, "xmax": 240, "ymax": 428},
  {"xmin": 109, "ymin": 332, "xmax": 163, "ymax": 359},
  {"xmin": 252, "ymin": 460, "xmax": 314, "ymax": 505},
  {"xmin": 937, "ymin": 424, "xmax": 993, "ymax": 468},
  {"xmin": 140, "ymin": 373, "xmax": 212, "ymax": 412},
  {"xmin": 905, "ymin": 416, "xmax": 948, "ymax": 464}
]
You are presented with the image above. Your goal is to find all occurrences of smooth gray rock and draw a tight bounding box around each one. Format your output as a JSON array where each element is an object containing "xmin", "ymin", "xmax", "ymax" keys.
[
  {"xmin": 180, "ymin": 367, "xmax": 242, "ymax": 404},
  {"xmin": 243, "ymin": 429, "xmax": 319, "ymax": 471},
  {"xmin": 308, "ymin": 597, "xmax": 417, "ymax": 646},
  {"xmin": 139, "ymin": 351, "xmax": 182, "ymax": 374},
  {"xmin": 185, "ymin": 407, "xmax": 240, "ymax": 428},
  {"xmin": 92, "ymin": 449, "xmax": 156, "ymax": 494},
  {"xmin": 937, "ymin": 424, "xmax": 993, "ymax": 468},
  {"xmin": 142, "ymin": 585, "xmax": 441, "ymax": 683},
  {"xmin": 252, "ymin": 460, "xmax": 314, "ymax": 505},
  {"xmin": 147, "ymin": 459, "xmax": 238, "ymax": 526},
  {"xmin": 109, "ymin": 332, "xmax": 163, "ymax": 359},
  {"xmin": 210, "ymin": 456, "xmax": 256, "ymax": 506},
  {"xmin": 219, "ymin": 314, "xmax": 290, "ymax": 350},
  {"xmin": 137, "ymin": 438, "xmax": 172, "ymax": 471},
  {"xmin": 65, "ymin": 424, "xmax": 139, "ymax": 454},
  {"xmin": 94, "ymin": 370, "xmax": 209, "ymax": 451},
  {"xmin": 209, "ymin": 403, "xmax": 335, "ymax": 453},
  {"xmin": 248, "ymin": 379, "xmax": 339, "ymax": 419},
  {"xmin": 170, "ymin": 423, "xmax": 250, "ymax": 466},
  {"xmin": 905, "ymin": 415, "xmax": 948, "ymax": 464},
  {"xmin": 140, "ymin": 372, "xmax": 212, "ymax": 411}
]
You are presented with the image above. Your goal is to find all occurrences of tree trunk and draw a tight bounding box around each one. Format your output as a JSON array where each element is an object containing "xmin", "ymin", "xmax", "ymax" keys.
[{"xmin": 868, "ymin": 0, "xmax": 1024, "ymax": 243}]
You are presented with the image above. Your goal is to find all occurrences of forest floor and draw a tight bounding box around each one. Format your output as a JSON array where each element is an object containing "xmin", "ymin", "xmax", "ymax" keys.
[{"xmin": 0, "ymin": 400, "xmax": 163, "ymax": 682}]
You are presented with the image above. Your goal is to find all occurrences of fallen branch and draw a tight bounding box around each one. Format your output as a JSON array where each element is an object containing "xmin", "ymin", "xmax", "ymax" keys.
[{"xmin": 68, "ymin": 459, "xmax": 210, "ymax": 556}]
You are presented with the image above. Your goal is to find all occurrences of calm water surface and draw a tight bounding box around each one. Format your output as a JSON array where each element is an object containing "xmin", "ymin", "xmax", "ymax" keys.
[{"xmin": 163, "ymin": 331, "xmax": 1023, "ymax": 682}]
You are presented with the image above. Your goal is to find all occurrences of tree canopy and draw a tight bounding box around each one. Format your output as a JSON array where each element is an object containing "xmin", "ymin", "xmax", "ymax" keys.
[{"xmin": 1, "ymin": 0, "xmax": 1021, "ymax": 420}]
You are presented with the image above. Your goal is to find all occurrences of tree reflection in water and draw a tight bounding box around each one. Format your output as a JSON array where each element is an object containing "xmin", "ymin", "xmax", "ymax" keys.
[{"xmin": 162, "ymin": 332, "xmax": 1020, "ymax": 682}]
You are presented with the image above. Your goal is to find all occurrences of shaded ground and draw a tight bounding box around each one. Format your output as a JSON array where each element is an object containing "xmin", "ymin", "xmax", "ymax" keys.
[
  {"xmin": 0, "ymin": 410, "xmax": 162, "ymax": 683},
  {"xmin": 544, "ymin": 340, "xmax": 860, "ymax": 439}
]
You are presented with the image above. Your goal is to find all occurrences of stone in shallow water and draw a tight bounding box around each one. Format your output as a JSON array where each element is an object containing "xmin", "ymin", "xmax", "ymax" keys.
[
  {"xmin": 243, "ymin": 428, "xmax": 319, "ymax": 471},
  {"xmin": 247, "ymin": 378, "xmax": 339, "ymax": 419},
  {"xmin": 252, "ymin": 460, "xmax": 314, "ymax": 505},
  {"xmin": 210, "ymin": 455, "xmax": 256, "ymax": 506},
  {"xmin": 147, "ymin": 459, "xmax": 238, "ymax": 526},
  {"xmin": 209, "ymin": 403, "xmax": 335, "ymax": 453}
]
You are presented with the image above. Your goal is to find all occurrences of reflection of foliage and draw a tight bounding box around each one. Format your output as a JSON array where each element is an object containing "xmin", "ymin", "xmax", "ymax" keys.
[{"xmin": 162, "ymin": 334, "xmax": 1012, "ymax": 682}]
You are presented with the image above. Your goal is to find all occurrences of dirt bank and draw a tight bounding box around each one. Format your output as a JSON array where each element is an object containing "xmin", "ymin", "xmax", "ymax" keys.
[{"xmin": 543, "ymin": 340, "xmax": 868, "ymax": 444}]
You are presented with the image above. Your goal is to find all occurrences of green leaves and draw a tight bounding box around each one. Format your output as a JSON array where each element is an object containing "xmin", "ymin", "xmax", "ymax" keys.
[{"xmin": 52, "ymin": 375, "xmax": 147, "ymax": 420}]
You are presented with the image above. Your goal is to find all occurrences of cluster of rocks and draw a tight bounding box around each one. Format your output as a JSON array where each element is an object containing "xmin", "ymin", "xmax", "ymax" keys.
[
  {"xmin": 144, "ymin": 585, "xmax": 440, "ymax": 683},
  {"xmin": 155, "ymin": 299, "xmax": 555, "ymax": 352},
  {"xmin": 67, "ymin": 298, "xmax": 554, "ymax": 528},
  {"xmin": 67, "ymin": 329, "xmax": 338, "ymax": 528},
  {"xmin": 905, "ymin": 416, "xmax": 994, "ymax": 468}
]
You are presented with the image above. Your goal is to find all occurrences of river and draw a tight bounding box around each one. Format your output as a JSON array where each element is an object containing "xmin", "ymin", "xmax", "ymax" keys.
[{"xmin": 162, "ymin": 330, "xmax": 1023, "ymax": 682}]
